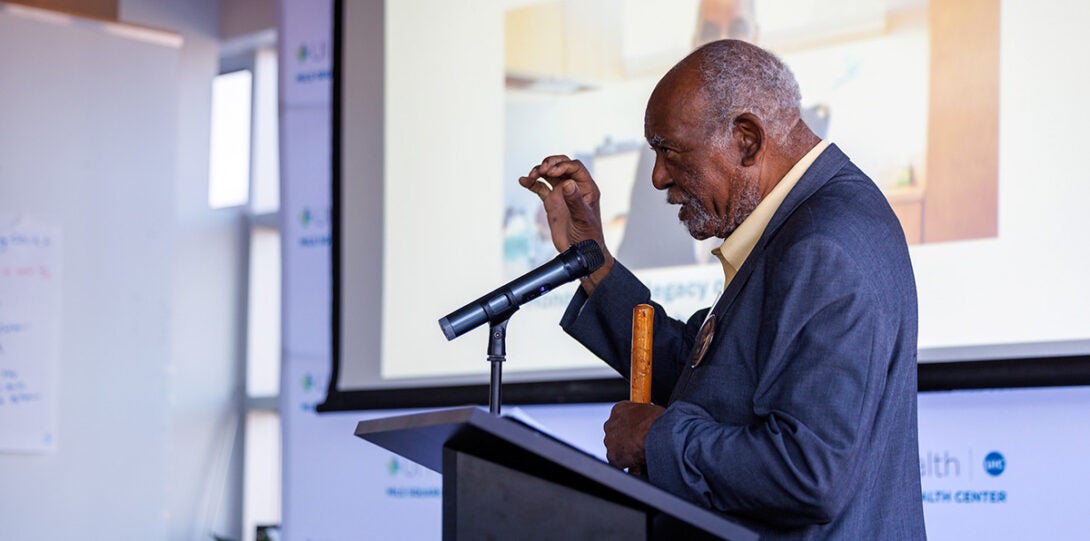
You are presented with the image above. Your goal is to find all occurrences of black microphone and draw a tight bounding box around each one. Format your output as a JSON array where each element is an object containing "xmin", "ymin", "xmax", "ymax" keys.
[{"xmin": 439, "ymin": 239, "xmax": 605, "ymax": 340}]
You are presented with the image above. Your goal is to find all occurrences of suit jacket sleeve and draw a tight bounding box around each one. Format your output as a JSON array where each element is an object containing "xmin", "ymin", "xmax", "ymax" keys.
[
  {"xmin": 560, "ymin": 262, "xmax": 708, "ymax": 406},
  {"xmin": 644, "ymin": 235, "xmax": 897, "ymax": 527}
]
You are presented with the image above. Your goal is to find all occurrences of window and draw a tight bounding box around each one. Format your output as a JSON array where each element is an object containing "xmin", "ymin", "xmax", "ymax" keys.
[
  {"xmin": 216, "ymin": 30, "xmax": 282, "ymax": 541},
  {"xmin": 209, "ymin": 69, "xmax": 253, "ymax": 209}
]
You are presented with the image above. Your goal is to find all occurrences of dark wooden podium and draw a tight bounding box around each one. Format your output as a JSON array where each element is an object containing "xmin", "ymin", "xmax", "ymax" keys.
[{"xmin": 355, "ymin": 407, "xmax": 758, "ymax": 540}]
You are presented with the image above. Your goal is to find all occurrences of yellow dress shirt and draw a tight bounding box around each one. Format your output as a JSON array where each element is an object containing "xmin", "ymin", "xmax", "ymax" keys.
[{"xmin": 712, "ymin": 140, "xmax": 831, "ymax": 289}]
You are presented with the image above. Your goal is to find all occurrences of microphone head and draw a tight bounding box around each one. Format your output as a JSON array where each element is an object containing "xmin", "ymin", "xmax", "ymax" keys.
[
  {"xmin": 572, "ymin": 239, "xmax": 605, "ymax": 273},
  {"xmin": 438, "ymin": 317, "xmax": 456, "ymax": 341}
]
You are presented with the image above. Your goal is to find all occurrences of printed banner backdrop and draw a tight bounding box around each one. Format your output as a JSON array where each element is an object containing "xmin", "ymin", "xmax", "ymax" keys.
[
  {"xmin": 280, "ymin": 0, "xmax": 333, "ymax": 108},
  {"xmin": 280, "ymin": 107, "xmax": 332, "ymax": 360},
  {"xmin": 279, "ymin": 1, "xmax": 342, "ymax": 539},
  {"xmin": 917, "ymin": 386, "xmax": 1090, "ymax": 539},
  {"xmin": 282, "ymin": 356, "xmax": 442, "ymax": 540}
]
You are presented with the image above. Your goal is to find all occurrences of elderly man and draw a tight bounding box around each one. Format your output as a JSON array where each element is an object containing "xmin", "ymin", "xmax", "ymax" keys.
[{"xmin": 520, "ymin": 40, "xmax": 925, "ymax": 539}]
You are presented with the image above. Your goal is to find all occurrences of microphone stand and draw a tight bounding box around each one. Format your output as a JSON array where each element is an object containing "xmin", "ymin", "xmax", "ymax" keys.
[{"xmin": 487, "ymin": 318, "xmax": 509, "ymax": 415}]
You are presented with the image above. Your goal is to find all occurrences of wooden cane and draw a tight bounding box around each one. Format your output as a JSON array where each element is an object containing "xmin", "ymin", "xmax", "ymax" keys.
[
  {"xmin": 630, "ymin": 304, "xmax": 654, "ymax": 404},
  {"xmin": 628, "ymin": 304, "xmax": 654, "ymax": 476}
]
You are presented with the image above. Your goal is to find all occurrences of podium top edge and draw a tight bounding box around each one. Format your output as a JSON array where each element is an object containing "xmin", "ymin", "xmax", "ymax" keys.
[{"xmin": 353, "ymin": 406, "xmax": 488, "ymax": 437}]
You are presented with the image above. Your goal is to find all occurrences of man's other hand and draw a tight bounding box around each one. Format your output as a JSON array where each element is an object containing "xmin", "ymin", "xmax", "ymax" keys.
[{"xmin": 603, "ymin": 400, "xmax": 665, "ymax": 470}]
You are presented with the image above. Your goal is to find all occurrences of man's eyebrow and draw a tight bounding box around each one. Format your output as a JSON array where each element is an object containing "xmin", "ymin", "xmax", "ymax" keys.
[{"xmin": 647, "ymin": 134, "xmax": 665, "ymax": 147}]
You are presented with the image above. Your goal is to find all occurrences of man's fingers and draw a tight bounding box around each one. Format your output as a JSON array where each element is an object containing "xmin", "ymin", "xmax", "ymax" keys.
[
  {"xmin": 524, "ymin": 155, "xmax": 573, "ymax": 182},
  {"xmin": 519, "ymin": 175, "xmax": 552, "ymax": 201},
  {"xmin": 538, "ymin": 154, "xmax": 574, "ymax": 172},
  {"xmin": 527, "ymin": 155, "xmax": 600, "ymax": 206},
  {"xmin": 603, "ymin": 401, "xmax": 634, "ymax": 468},
  {"xmin": 559, "ymin": 180, "xmax": 590, "ymax": 215},
  {"xmin": 602, "ymin": 401, "xmax": 661, "ymax": 470},
  {"xmin": 520, "ymin": 154, "xmax": 608, "ymax": 256},
  {"xmin": 539, "ymin": 158, "xmax": 590, "ymax": 183},
  {"xmin": 535, "ymin": 156, "xmax": 594, "ymax": 186},
  {"xmin": 542, "ymin": 182, "xmax": 569, "ymax": 211},
  {"xmin": 559, "ymin": 181, "xmax": 605, "ymax": 241}
]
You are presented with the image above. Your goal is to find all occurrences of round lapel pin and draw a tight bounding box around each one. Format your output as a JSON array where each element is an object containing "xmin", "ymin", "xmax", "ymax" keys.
[{"xmin": 690, "ymin": 313, "xmax": 716, "ymax": 368}]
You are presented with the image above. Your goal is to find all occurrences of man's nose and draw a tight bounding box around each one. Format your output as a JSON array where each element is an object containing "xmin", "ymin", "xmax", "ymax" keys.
[{"xmin": 650, "ymin": 156, "xmax": 671, "ymax": 191}]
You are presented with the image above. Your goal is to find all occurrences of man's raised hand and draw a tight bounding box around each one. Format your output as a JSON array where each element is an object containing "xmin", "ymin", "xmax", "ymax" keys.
[{"xmin": 519, "ymin": 155, "xmax": 614, "ymax": 293}]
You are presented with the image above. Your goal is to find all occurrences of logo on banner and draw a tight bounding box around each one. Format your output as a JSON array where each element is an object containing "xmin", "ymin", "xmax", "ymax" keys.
[
  {"xmin": 383, "ymin": 455, "xmax": 441, "ymax": 499},
  {"xmin": 296, "ymin": 206, "xmax": 332, "ymax": 248},
  {"xmin": 920, "ymin": 448, "xmax": 1009, "ymax": 505},
  {"xmin": 295, "ymin": 371, "xmax": 327, "ymax": 413},
  {"xmin": 299, "ymin": 206, "xmax": 331, "ymax": 228},
  {"xmin": 293, "ymin": 39, "xmax": 332, "ymax": 83},
  {"xmin": 386, "ymin": 456, "xmax": 423, "ymax": 478},
  {"xmin": 983, "ymin": 451, "xmax": 1006, "ymax": 476},
  {"xmin": 296, "ymin": 41, "xmax": 328, "ymax": 64}
]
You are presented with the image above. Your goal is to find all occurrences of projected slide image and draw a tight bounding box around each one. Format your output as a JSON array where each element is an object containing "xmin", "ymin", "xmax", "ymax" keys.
[
  {"xmin": 340, "ymin": 0, "xmax": 1089, "ymax": 396},
  {"xmin": 501, "ymin": 0, "xmax": 1000, "ymax": 278}
]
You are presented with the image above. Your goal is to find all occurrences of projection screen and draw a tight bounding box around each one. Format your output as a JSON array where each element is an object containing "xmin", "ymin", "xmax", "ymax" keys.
[{"xmin": 321, "ymin": 0, "xmax": 1090, "ymax": 411}]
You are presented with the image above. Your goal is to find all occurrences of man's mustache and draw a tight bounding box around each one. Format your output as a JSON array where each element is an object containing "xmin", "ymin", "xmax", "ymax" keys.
[{"xmin": 666, "ymin": 189, "xmax": 692, "ymax": 206}]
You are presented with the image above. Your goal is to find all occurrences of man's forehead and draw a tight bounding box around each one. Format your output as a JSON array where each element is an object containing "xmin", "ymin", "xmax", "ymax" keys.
[{"xmin": 645, "ymin": 79, "xmax": 709, "ymax": 138}]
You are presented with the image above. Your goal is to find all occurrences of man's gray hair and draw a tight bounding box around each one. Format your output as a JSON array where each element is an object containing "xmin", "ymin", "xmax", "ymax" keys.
[{"xmin": 694, "ymin": 39, "xmax": 801, "ymax": 142}]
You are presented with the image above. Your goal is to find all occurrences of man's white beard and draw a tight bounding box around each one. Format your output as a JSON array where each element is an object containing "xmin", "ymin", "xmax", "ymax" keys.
[{"xmin": 679, "ymin": 177, "xmax": 762, "ymax": 239}]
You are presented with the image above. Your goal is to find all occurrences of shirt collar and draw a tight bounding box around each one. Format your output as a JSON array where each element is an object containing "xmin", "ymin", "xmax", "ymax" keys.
[{"xmin": 711, "ymin": 139, "xmax": 831, "ymax": 282}]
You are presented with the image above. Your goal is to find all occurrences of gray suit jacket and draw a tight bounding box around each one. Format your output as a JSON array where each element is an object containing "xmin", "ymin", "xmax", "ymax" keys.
[{"xmin": 561, "ymin": 145, "xmax": 926, "ymax": 539}]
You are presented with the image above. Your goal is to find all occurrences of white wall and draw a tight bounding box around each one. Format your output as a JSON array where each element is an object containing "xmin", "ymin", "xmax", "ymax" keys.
[
  {"xmin": 0, "ymin": 0, "xmax": 249, "ymax": 539},
  {"xmin": 0, "ymin": 5, "xmax": 176, "ymax": 540},
  {"xmin": 119, "ymin": 0, "xmax": 247, "ymax": 539}
]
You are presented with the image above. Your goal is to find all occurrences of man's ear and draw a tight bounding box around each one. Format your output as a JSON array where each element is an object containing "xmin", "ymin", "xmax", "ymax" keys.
[{"xmin": 732, "ymin": 113, "xmax": 764, "ymax": 167}]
